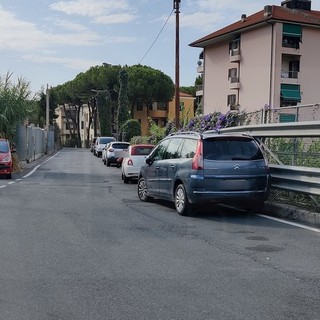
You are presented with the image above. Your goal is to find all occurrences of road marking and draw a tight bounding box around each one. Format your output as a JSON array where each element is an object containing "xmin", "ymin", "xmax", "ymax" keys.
[
  {"xmin": 0, "ymin": 152, "xmax": 62, "ymax": 189},
  {"xmin": 22, "ymin": 152, "xmax": 61, "ymax": 179},
  {"xmin": 23, "ymin": 165, "xmax": 41, "ymax": 178},
  {"xmin": 257, "ymin": 214, "xmax": 320, "ymax": 233}
]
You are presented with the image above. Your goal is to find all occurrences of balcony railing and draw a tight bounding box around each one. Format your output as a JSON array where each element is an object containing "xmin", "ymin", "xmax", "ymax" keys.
[
  {"xmin": 229, "ymin": 48, "xmax": 241, "ymax": 62},
  {"xmin": 229, "ymin": 76, "xmax": 240, "ymax": 89},
  {"xmin": 281, "ymin": 71, "xmax": 299, "ymax": 79}
]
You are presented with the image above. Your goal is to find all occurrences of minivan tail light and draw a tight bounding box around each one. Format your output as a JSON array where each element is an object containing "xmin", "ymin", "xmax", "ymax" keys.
[{"xmin": 192, "ymin": 140, "xmax": 203, "ymax": 170}]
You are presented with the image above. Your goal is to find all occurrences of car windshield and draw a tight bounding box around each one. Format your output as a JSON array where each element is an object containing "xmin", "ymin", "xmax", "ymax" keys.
[
  {"xmin": 131, "ymin": 146, "xmax": 154, "ymax": 155},
  {"xmin": 203, "ymin": 137, "xmax": 263, "ymax": 161},
  {"xmin": 112, "ymin": 143, "xmax": 129, "ymax": 149},
  {"xmin": 0, "ymin": 141, "xmax": 9, "ymax": 153},
  {"xmin": 100, "ymin": 138, "xmax": 114, "ymax": 144}
]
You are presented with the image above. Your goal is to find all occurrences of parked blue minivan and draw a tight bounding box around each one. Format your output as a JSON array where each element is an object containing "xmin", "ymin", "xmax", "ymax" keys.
[{"xmin": 137, "ymin": 131, "xmax": 270, "ymax": 216}]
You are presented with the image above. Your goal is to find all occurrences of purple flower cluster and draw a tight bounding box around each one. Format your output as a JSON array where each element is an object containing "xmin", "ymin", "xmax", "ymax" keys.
[{"xmin": 184, "ymin": 111, "xmax": 245, "ymax": 132}]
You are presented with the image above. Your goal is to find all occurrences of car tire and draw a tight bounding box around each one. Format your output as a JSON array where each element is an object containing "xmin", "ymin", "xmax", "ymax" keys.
[
  {"xmin": 137, "ymin": 177, "xmax": 150, "ymax": 202},
  {"xmin": 6, "ymin": 173, "xmax": 12, "ymax": 179},
  {"xmin": 106, "ymin": 159, "xmax": 110, "ymax": 167},
  {"xmin": 123, "ymin": 175, "xmax": 129, "ymax": 184},
  {"xmin": 103, "ymin": 158, "xmax": 106, "ymax": 165},
  {"xmin": 175, "ymin": 184, "xmax": 192, "ymax": 216}
]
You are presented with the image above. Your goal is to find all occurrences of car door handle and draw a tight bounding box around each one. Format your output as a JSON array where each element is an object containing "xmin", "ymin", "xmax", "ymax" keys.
[{"xmin": 170, "ymin": 165, "xmax": 175, "ymax": 169}]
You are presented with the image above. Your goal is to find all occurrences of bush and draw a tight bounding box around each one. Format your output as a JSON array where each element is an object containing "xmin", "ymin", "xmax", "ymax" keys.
[{"xmin": 122, "ymin": 119, "xmax": 141, "ymax": 142}]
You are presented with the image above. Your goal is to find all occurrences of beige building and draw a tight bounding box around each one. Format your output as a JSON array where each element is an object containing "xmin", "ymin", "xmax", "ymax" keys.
[
  {"xmin": 55, "ymin": 104, "xmax": 96, "ymax": 147},
  {"xmin": 132, "ymin": 92, "xmax": 195, "ymax": 135},
  {"xmin": 190, "ymin": 0, "xmax": 320, "ymax": 122}
]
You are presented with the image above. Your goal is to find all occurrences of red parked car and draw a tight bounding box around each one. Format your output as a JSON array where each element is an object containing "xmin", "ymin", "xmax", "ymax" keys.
[{"xmin": 0, "ymin": 139, "xmax": 14, "ymax": 179}]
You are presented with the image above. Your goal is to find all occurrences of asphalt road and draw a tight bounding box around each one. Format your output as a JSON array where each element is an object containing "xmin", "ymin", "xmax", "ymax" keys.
[{"xmin": 0, "ymin": 148, "xmax": 319, "ymax": 320}]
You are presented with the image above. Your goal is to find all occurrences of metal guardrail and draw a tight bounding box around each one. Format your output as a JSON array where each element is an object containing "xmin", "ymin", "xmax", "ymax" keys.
[
  {"xmin": 220, "ymin": 121, "xmax": 320, "ymax": 137},
  {"xmin": 221, "ymin": 121, "xmax": 320, "ymax": 197},
  {"xmin": 269, "ymin": 164, "xmax": 320, "ymax": 196}
]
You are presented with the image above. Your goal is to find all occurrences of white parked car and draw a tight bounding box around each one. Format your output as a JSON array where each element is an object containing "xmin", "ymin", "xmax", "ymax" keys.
[
  {"xmin": 121, "ymin": 144, "xmax": 154, "ymax": 183},
  {"xmin": 94, "ymin": 136, "xmax": 116, "ymax": 157},
  {"xmin": 103, "ymin": 141, "xmax": 130, "ymax": 166}
]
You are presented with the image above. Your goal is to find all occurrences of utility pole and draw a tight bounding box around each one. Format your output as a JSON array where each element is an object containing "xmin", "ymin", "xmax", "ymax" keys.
[
  {"xmin": 45, "ymin": 84, "xmax": 50, "ymax": 154},
  {"xmin": 174, "ymin": 0, "xmax": 180, "ymax": 129}
]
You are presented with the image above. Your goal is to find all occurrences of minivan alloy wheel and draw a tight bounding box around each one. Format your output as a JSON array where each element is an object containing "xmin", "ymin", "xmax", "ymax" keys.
[
  {"xmin": 175, "ymin": 184, "xmax": 191, "ymax": 216},
  {"xmin": 137, "ymin": 177, "xmax": 150, "ymax": 202}
]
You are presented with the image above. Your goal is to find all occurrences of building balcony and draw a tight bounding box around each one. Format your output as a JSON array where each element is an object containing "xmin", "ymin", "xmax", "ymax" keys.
[
  {"xmin": 148, "ymin": 109, "xmax": 168, "ymax": 118},
  {"xmin": 229, "ymin": 48, "xmax": 241, "ymax": 62},
  {"xmin": 197, "ymin": 65, "xmax": 204, "ymax": 73},
  {"xmin": 229, "ymin": 76, "xmax": 240, "ymax": 89},
  {"xmin": 281, "ymin": 71, "xmax": 299, "ymax": 85},
  {"xmin": 196, "ymin": 85, "xmax": 203, "ymax": 97}
]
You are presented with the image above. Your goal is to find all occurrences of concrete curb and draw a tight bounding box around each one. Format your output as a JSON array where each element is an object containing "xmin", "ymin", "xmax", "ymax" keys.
[{"xmin": 264, "ymin": 201, "xmax": 320, "ymax": 228}]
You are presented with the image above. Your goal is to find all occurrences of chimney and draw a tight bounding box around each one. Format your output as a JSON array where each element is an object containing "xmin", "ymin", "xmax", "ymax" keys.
[
  {"xmin": 241, "ymin": 14, "xmax": 246, "ymax": 22},
  {"xmin": 264, "ymin": 5, "xmax": 273, "ymax": 17}
]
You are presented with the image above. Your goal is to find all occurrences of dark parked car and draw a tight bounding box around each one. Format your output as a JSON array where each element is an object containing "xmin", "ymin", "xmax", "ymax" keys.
[{"xmin": 137, "ymin": 131, "xmax": 270, "ymax": 216}]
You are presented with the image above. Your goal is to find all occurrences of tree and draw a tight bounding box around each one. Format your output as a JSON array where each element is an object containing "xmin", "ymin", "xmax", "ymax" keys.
[
  {"xmin": 0, "ymin": 72, "xmax": 36, "ymax": 139},
  {"xmin": 127, "ymin": 65, "xmax": 175, "ymax": 119},
  {"xmin": 122, "ymin": 119, "xmax": 141, "ymax": 142},
  {"xmin": 117, "ymin": 70, "xmax": 130, "ymax": 139}
]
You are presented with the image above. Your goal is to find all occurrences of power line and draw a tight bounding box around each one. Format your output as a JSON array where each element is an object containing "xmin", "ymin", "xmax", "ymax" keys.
[{"xmin": 138, "ymin": 8, "xmax": 174, "ymax": 64}]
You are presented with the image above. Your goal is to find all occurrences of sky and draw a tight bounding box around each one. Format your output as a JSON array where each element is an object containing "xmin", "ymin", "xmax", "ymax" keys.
[{"xmin": 1, "ymin": 0, "xmax": 320, "ymax": 94}]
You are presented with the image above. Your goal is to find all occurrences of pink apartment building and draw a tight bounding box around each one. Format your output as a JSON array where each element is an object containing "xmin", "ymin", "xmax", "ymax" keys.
[{"xmin": 190, "ymin": 0, "xmax": 320, "ymax": 122}]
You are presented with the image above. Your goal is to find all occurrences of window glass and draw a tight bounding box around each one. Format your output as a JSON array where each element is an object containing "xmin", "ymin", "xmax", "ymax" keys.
[
  {"xmin": 112, "ymin": 143, "xmax": 130, "ymax": 149},
  {"xmin": 100, "ymin": 137, "xmax": 115, "ymax": 144},
  {"xmin": 0, "ymin": 141, "xmax": 9, "ymax": 153},
  {"xmin": 150, "ymin": 139, "xmax": 170, "ymax": 161},
  {"xmin": 131, "ymin": 146, "xmax": 154, "ymax": 156},
  {"xmin": 203, "ymin": 137, "xmax": 263, "ymax": 161},
  {"xmin": 165, "ymin": 138, "xmax": 183, "ymax": 159},
  {"xmin": 180, "ymin": 138, "xmax": 197, "ymax": 158}
]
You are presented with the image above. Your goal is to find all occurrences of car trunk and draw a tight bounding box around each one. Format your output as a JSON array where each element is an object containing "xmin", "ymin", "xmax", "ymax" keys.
[{"xmin": 202, "ymin": 136, "xmax": 269, "ymax": 192}]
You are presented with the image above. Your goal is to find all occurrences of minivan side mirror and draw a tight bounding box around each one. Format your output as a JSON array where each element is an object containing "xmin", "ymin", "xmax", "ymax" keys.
[{"xmin": 145, "ymin": 157, "xmax": 153, "ymax": 165}]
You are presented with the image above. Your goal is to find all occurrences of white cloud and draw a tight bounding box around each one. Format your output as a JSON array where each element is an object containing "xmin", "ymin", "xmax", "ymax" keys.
[
  {"xmin": 22, "ymin": 54, "xmax": 101, "ymax": 70},
  {"xmin": 50, "ymin": 0, "xmax": 132, "ymax": 17},
  {"xmin": 53, "ymin": 19, "xmax": 88, "ymax": 32},
  {"xmin": 93, "ymin": 13, "xmax": 136, "ymax": 24}
]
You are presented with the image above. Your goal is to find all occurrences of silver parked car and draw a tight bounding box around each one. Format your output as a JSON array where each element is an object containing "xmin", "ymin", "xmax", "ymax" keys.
[{"xmin": 137, "ymin": 131, "xmax": 271, "ymax": 216}]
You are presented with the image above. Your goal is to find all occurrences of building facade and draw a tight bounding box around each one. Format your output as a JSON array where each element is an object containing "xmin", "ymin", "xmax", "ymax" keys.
[
  {"xmin": 55, "ymin": 104, "xmax": 96, "ymax": 147},
  {"xmin": 190, "ymin": 0, "xmax": 320, "ymax": 122},
  {"xmin": 132, "ymin": 92, "xmax": 195, "ymax": 135}
]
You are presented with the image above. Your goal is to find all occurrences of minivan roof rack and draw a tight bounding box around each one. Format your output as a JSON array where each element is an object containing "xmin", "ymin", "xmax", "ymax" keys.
[{"xmin": 169, "ymin": 131, "xmax": 201, "ymax": 137}]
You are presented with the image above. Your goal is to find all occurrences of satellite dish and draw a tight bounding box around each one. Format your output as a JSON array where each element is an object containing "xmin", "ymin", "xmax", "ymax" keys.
[{"xmin": 197, "ymin": 60, "xmax": 202, "ymax": 66}]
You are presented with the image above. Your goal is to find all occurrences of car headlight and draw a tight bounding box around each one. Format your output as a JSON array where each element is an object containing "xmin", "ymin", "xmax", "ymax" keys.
[{"xmin": 1, "ymin": 155, "xmax": 11, "ymax": 163}]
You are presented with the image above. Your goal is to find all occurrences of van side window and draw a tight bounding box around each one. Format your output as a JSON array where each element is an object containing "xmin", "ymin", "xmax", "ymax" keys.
[
  {"xmin": 165, "ymin": 138, "xmax": 183, "ymax": 159},
  {"xmin": 150, "ymin": 139, "xmax": 170, "ymax": 161},
  {"xmin": 180, "ymin": 138, "xmax": 197, "ymax": 158}
]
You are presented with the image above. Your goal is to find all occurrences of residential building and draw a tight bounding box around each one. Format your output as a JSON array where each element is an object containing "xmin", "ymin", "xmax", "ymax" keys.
[
  {"xmin": 189, "ymin": 0, "xmax": 320, "ymax": 123},
  {"xmin": 132, "ymin": 92, "xmax": 195, "ymax": 135},
  {"xmin": 55, "ymin": 104, "xmax": 96, "ymax": 147}
]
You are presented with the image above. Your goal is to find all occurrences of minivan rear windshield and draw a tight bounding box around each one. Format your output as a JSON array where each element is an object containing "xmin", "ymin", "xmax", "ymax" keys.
[{"xmin": 203, "ymin": 137, "xmax": 263, "ymax": 161}]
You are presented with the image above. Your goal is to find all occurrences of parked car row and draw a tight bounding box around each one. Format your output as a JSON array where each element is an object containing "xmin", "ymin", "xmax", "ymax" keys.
[{"xmin": 91, "ymin": 130, "xmax": 271, "ymax": 217}]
